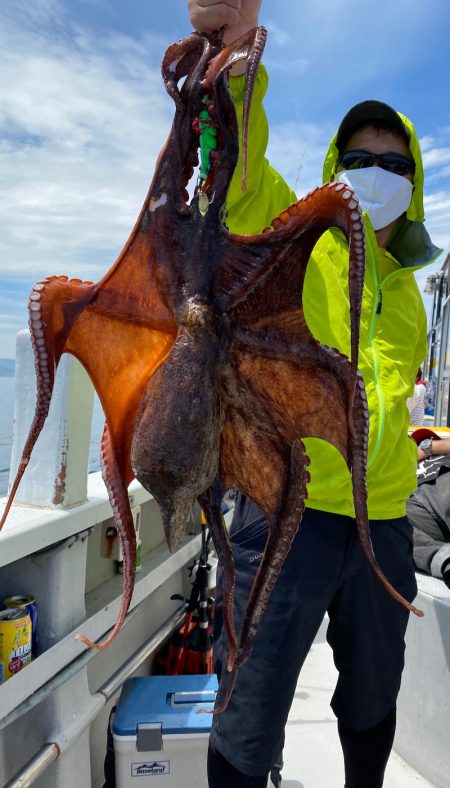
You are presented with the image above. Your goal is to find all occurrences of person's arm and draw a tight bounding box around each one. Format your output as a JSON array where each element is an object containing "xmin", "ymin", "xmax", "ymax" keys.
[
  {"xmin": 226, "ymin": 67, "xmax": 297, "ymax": 233},
  {"xmin": 188, "ymin": 0, "xmax": 297, "ymax": 234},
  {"xmin": 418, "ymin": 438, "xmax": 450, "ymax": 462}
]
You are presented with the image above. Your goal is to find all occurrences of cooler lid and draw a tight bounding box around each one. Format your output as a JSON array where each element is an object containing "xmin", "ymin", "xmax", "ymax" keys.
[{"xmin": 112, "ymin": 674, "xmax": 219, "ymax": 736}]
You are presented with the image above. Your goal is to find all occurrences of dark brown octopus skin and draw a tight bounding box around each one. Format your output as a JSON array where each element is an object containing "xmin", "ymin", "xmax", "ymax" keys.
[{"xmin": 0, "ymin": 28, "xmax": 422, "ymax": 704}]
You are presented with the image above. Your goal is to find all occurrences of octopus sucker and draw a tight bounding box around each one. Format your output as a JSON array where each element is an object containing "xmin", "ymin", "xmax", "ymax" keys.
[
  {"xmin": 75, "ymin": 423, "xmax": 137, "ymax": 649},
  {"xmin": 1, "ymin": 26, "xmax": 422, "ymax": 683}
]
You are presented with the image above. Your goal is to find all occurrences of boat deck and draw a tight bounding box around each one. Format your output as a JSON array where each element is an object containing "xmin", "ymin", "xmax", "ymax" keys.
[{"xmin": 281, "ymin": 617, "xmax": 436, "ymax": 787}]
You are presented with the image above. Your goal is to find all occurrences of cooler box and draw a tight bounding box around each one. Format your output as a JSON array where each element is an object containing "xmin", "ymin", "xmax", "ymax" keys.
[{"xmin": 112, "ymin": 674, "xmax": 218, "ymax": 787}]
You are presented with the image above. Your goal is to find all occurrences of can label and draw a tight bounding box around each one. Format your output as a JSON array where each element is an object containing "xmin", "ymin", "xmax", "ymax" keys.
[
  {"xmin": 0, "ymin": 609, "xmax": 32, "ymax": 683},
  {"xmin": 3, "ymin": 595, "xmax": 38, "ymax": 656}
]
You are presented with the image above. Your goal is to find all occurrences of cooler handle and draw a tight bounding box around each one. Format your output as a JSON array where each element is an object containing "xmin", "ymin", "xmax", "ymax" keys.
[{"xmin": 170, "ymin": 690, "xmax": 217, "ymax": 705}]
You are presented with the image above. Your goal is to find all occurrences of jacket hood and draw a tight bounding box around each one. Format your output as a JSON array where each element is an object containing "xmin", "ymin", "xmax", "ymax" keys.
[{"xmin": 322, "ymin": 109, "xmax": 442, "ymax": 267}]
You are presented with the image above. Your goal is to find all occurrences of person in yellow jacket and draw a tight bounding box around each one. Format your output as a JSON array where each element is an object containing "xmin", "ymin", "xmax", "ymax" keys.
[{"xmin": 188, "ymin": 2, "xmax": 442, "ymax": 787}]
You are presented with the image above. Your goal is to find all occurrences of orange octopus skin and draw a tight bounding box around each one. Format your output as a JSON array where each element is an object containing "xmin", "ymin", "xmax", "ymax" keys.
[{"xmin": 1, "ymin": 26, "xmax": 422, "ymax": 686}]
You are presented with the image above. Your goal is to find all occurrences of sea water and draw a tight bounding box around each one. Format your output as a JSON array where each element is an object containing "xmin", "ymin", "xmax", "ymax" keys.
[
  {"xmin": 0, "ymin": 373, "xmax": 104, "ymax": 498},
  {"xmin": 0, "ymin": 376, "xmax": 15, "ymax": 497}
]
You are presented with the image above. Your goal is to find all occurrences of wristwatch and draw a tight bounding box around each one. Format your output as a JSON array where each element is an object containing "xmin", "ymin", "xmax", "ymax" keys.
[{"xmin": 419, "ymin": 438, "xmax": 433, "ymax": 458}]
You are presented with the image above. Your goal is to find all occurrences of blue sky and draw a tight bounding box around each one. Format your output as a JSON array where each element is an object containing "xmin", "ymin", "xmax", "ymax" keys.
[{"xmin": 1, "ymin": 0, "xmax": 449, "ymax": 358}]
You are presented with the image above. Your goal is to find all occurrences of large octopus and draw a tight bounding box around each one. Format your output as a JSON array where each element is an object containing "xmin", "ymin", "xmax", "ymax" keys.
[{"xmin": 0, "ymin": 27, "xmax": 422, "ymax": 712}]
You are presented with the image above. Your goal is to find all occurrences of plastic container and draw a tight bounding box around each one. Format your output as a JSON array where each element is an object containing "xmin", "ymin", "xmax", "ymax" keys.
[{"xmin": 112, "ymin": 674, "xmax": 218, "ymax": 787}]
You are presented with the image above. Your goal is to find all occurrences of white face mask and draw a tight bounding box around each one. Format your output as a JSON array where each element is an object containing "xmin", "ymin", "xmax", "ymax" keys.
[{"xmin": 335, "ymin": 166, "xmax": 413, "ymax": 230}]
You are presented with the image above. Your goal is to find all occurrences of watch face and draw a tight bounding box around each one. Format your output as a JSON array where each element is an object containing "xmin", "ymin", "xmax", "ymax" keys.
[{"xmin": 420, "ymin": 438, "xmax": 432, "ymax": 454}]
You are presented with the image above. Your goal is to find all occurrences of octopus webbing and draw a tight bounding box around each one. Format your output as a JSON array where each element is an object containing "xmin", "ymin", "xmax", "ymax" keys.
[{"xmin": 0, "ymin": 27, "xmax": 422, "ymax": 711}]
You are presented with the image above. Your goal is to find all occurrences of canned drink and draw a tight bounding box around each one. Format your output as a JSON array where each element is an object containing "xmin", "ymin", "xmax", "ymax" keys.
[
  {"xmin": 0, "ymin": 609, "xmax": 32, "ymax": 684},
  {"xmin": 3, "ymin": 595, "xmax": 38, "ymax": 657}
]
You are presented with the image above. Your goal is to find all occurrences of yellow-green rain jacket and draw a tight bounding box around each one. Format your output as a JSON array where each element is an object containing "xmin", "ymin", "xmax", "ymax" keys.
[{"xmin": 226, "ymin": 66, "xmax": 442, "ymax": 520}]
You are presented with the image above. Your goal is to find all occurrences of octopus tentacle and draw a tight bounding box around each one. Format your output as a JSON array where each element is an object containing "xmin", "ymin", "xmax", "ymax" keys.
[
  {"xmin": 202, "ymin": 440, "xmax": 309, "ymax": 716},
  {"xmin": 208, "ymin": 663, "xmax": 238, "ymax": 716},
  {"xmin": 161, "ymin": 33, "xmax": 208, "ymax": 109},
  {"xmin": 197, "ymin": 478, "xmax": 241, "ymax": 718},
  {"xmin": 197, "ymin": 658, "xmax": 238, "ymax": 717},
  {"xmin": 235, "ymin": 440, "xmax": 309, "ymax": 668},
  {"xmin": 319, "ymin": 182, "xmax": 366, "ymax": 373},
  {"xmin": 218, "ymin": 182, "xmax": 365, "ymax": 375},
  {"xmin": 226, "ymin": 332, "xmax": 423, "ymax": 618},
  {"xmin": 75, "ymin": 422, "xmax": 137, "ymax": 649},
  {"xmin": 240, "ymin": 26, "xmax": 267, "ymax": 191},
  {"xmin": 203, "ymin": 26, "xmax": 267, "ymax": 191},
  {"xmin": 349, "ymin": 374, "xmax": 423, "ymax": 617},
  {"xmin": 198, "ymin": 479, "xmax": 238, "ymax": 668}
]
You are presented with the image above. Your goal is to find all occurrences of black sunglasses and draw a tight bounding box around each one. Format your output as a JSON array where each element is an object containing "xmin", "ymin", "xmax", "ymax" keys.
[{"xmin": 339, "ymin": 149, "xmax": 415, "ymax": 176}]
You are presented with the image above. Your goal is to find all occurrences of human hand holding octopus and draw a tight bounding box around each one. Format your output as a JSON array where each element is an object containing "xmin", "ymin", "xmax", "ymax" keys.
[{"xmin": 188, "ymin": 0, "xmax": 262, "ymax": 73}]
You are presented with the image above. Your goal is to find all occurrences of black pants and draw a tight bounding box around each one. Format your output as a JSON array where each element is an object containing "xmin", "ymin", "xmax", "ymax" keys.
[
  {"xmin": 208, "ymin": 707, "xmax": 396, "ymax": 787},
  {"xmin": 210, "ymin": 500, "xmax": 416, "ymax": 781}
]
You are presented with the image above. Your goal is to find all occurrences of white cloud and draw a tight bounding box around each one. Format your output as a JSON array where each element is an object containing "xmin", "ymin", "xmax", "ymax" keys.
[
  {"xmin": 267, "ymin": 120, "xmax": 330, "ymax": 194},
  {"xmin": 0, "ymin": 315, "xmax": 25, "ymax": 329},
  {"xmin": 423, "ymin": 192, "xmax": 450, "ymax": 252},
  {"xmin": 415, "ymin": 132, "xmax": 450, "ymax": 251},
  {"xmin": 264, "ymin": 18, "xmax": 290, "ymax": 47},
  {"xmin": 264, "ymin": 56, "xmax": 310, "ymax": 74},
  {"xmin": 0, "ymin": 1, "xmax": 172, "ymax": 280},
  {"xmin": 420, "ymin": 135, "xmax": 435, "ymax": 152},
  {"xmin": 422, "ymin": 147, "xmax": 450, "ymax": 168}
]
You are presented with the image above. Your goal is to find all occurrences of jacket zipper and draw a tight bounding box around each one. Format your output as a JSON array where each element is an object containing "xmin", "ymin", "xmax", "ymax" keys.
[
  {"xmin": 365, "ymin": 241, "xmax": 424, "ymax": 465},
  {"xmin": 346, "ymin": 220, "xmax": 438, "ymax": 467}
]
